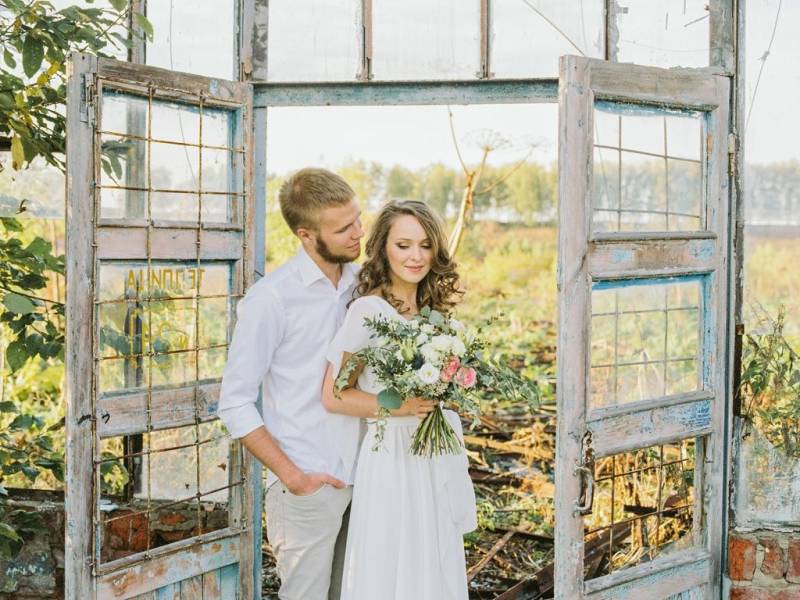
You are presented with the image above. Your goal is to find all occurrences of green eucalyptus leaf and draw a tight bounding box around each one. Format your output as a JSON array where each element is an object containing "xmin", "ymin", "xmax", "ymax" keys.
[
  {"xmin": 6, "ymin": 341, "xmax": 28, "ymax": 372},
  {"xmin": 377, "ymin": 388, "xmax": 402, "ymax": 410}
]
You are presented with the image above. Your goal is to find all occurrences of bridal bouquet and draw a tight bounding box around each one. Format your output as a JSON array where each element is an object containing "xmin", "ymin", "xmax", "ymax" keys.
[{"xmin": 334, "ymin": 306, "xmax": 540, "ymax": 457}]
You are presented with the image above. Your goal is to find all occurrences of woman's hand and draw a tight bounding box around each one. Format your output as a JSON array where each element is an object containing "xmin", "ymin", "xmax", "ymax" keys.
[{"xmin": 392, "ymin": 396, "xmax": 435, "ymax": 418}]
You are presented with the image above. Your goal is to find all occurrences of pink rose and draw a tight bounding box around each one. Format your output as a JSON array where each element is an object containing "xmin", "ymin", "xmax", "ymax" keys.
[
  {"xmin": 440, "ymin": 357, "xmax": 461, "ymax": 383},
  {"xmin": 454, "ymin": 366, "xmax": 477, "ymax": 389}
]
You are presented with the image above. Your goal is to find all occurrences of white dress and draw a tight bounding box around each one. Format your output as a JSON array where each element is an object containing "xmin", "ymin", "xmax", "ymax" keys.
[{"xmin": 326, "ymin": 296, "xmax": 477, "ymax": 600}]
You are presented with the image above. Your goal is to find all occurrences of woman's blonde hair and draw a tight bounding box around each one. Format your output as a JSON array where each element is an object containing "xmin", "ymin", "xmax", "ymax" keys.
[{"xmin": 356, "ymin": 199, "xmax": 462, "ymax": 313}]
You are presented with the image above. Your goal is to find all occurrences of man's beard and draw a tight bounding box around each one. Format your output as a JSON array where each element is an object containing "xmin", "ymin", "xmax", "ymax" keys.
[{"xmin": 315, "ymin": 236, "xmax": 358, "ymax": 264}]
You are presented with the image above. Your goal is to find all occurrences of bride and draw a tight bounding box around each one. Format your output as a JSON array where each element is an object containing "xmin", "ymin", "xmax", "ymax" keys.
[{"xmin": 321, "ymin": 199, "xmax": 477, "ymax": 600}]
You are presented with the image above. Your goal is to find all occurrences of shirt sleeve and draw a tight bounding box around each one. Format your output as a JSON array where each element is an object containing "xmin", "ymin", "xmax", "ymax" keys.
[
  {"xmin": 217, "ymin": 285, "xmax": 286, "ymax": 439},
  {"xmin": 326, "ymin": 297, "xmax": 381, "ymax": 377}
]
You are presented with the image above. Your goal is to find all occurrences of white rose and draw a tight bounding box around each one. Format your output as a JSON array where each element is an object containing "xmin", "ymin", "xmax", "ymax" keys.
[
  {"xmin": 450, "ymin": 336, "xmax": 466, "ymax": 357},
  {"xmin": 420, "ymin": 343, "xmax": 440, "ymax": 363},
  {"xmin": 449, "ymin": 318, "xmax": 465, "ymax": 332},
  {"xmin": 421, "ymin": 323, "xmax": 435, "ymax": 335},
  {"xmin": 416, "ymin": 333, "xmax": 429, "ymax": 345},
  {"xmin": 416, "ymin": 363, "xmax": 440, "ymax": 385},
  {"xmin": 431, "ymin": 335, "xmax": 451, "ymax": 352}
]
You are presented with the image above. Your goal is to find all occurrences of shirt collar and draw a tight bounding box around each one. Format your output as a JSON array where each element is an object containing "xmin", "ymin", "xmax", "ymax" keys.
[{"xmin": 296, "ymin": 246, "xmax": 357, "ymax": 291}]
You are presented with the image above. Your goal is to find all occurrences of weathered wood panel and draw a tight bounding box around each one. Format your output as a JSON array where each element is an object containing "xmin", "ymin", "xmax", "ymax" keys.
[
  {"xmin": 219, "ymin": 563, "xmax": 239, "ymax": 599},
  {"xmin": 555, "ymin": 54, "xmax": 593, "ymax": 600},
  {"xmin": 254, "ymin": 79, "xmax": 558, "ymax": 108},
  {"xmin": 96, "ymin": 533, "xmax": 239, "ymax": 598},
  {"xmin": 587, "ymin": 60, "xmax": 723, "ymax": 109},
  {"xmin": 153, "ymin": 583, "xmax": 180, "ymax": 600},
  {"xmin": 584, "ymin": 550, "xmax": 710, "ymax": 600},
  {"xmin": 202, "ymin": 568, "xmax": 222, "ymax": 600},
  {"xmin": 96, "ymin": 227, "xmax": 243, "ymax": 261},
  {"xmin": 588, "ymin": 238, "xmax": 717, "ymax": 280},
  {"xmin": 97, "ymin": 382, "xmax": 220, "ymax": 438},
  {"xmin": 65, "ymin": 51, "xmax": 98, "ymax": 600},
  {"xmin": 97, "ymin": 58, "xmax": 246, "ymax": 104},
  {"xmin": 179, "ymin": 575, "xmax": 203, "ymax": 598},
  {"xmin": 587, "ymin": 396, "xmax": 713, "ymax": 458}
]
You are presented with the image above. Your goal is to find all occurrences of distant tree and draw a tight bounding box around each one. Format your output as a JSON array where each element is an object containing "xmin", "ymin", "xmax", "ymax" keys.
[{"xmin": 385, "ymin": 164, "xmax": 417, "ymax": 200}]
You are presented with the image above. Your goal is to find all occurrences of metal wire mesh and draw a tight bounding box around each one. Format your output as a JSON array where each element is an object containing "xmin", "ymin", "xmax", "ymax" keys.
[{"xmin": 91, "ymin": 82, "xmax": 247, "ymax": 564}]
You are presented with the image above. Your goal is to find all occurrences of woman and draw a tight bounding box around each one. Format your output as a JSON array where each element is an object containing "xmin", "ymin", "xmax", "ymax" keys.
[{"xmin": 321, "ymin": 199, "xmax": 477, "ymax": 600}]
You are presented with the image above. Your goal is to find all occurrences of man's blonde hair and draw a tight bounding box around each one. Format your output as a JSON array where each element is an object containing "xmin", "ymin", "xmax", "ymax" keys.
[{"xmin": 278, "ymin": 168, "xmax": 355, "ymax": 233}]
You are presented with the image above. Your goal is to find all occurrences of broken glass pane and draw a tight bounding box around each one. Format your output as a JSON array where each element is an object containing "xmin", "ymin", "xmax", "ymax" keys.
[
  {"xmin": 372, "ymin": 0, "xmax": 480, "ymax": 80},
  {"xmin": 145, "ymin": 0, "xmax": 236, "ymax": 79},
  {"xmin": 267, "ymin": 0, "xmax": 361, "ymax": 82},
  {"xmin": 613, "ymin": 0, "xmax": 710, "ymax": 68},
  {"xmin": 492, "ymin": 0, "xmax": 605, "ymax": 78}
]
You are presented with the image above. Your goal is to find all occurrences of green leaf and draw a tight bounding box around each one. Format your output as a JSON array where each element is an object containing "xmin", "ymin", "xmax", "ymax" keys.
[
  {"xmin": 133, "ymin": 13, "xmax": 154, "ymax": 40},
  {"xmin": 10, "ymin": 135, "xmax": 25, "ymax": 170},
  {"xmin": 6, "ymin": 341, "xmax": 28, "ymax": 372},
  {"xmin": 25, "ymin": 237, "xmax": 52, "ymax": 256},
  {"xmin": 0, "ymin": 523, "xmax": 22, "ymax": 543},
  {"xmin": 428, "ymin": 310, "xmax": 445, "ymax": 326},
  {"xmin": 0, "ymin": 402, "xmax": 18, "ymax": 413},
  {"xmin": 22, "ymin": 35, "xmax": 44, "ymax": 78},
  {"xmin": 2, "ymin": 292, "xmax": 35, "ymax": 315},
  {"xmin": 420, "ymin": 306, "xmax": 431, "ymax": 318},
  {"xmin": 377, "ymin": 388, "xmax": 403, "ymax": 410},
  {"xmin": 109, "ymin": 0, "xmax": 128, "ymax": 11},
  {"xmin": 2, "ymin": 49, "xmax": 15, "ymax": 69}
]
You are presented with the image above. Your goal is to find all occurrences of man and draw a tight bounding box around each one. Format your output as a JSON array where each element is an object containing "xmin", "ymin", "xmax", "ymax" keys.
[{"xmin": 217, "ymin": 168, "xmax": 364, "ymax": 599}]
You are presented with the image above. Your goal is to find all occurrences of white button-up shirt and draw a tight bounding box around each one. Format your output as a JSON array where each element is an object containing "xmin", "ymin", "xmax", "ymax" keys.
[{"xmin": 217, "ymin": 247, "xmax": 360, "ymax": 486}]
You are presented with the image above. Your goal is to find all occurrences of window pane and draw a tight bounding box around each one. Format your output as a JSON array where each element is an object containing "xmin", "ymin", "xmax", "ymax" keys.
[
  {"xmin": 98, "ymin": 90, "xmax": 242, "ymax": 224},
  {"xmin": 590, "ymin": 278, "xmax": 702, "ymax": 408},
  {"xmin": 372, "ymin": 0, "xmax": 480, "ymax": 80},
  {"xmin": 592, "ymin": 102, "xmax": 705, "ymax": 233},
  {"xmin": 97, "ymin": 261, "xmax": 232, "ymax": 395},
  {"xmin": 492, "ymin": 0, "xmax": 605, "ymax": 78},
  {"xmin": 145, "ymin": 1, "xmax": 235, "ymax": 79},
  {"xmin": 267, "ymin": 0, "xmax": 361, "ymax": 81},
  {"xmin": 614, "ymin": 0, "xmax": 710, "ymax": 68}
]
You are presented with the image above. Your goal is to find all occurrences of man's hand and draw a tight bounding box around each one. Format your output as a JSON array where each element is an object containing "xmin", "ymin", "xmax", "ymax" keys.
[{"xmin": 285, "ymin": 471, "xmax": 346, "ymax": 496}]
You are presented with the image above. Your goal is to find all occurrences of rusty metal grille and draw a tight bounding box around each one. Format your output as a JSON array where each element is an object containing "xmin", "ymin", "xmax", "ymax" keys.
[
  {"xmin": 584, "ymin": 438, "xmax": 698, "ymax": 579},
  {"xmin": 90, "ymin": 82, "xmax": 248, "ymax": 565}
]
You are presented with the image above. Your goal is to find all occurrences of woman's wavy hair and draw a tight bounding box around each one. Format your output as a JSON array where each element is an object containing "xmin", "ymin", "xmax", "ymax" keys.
[{"xmin": 355, "ymin": 199, "xmax": 463, "ymax": 314}]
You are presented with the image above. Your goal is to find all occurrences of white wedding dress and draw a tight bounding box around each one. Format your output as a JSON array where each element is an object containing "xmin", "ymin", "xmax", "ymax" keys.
[{"xmin": 327, "ymin": 295, "xmax": 477, "ymax": 600}]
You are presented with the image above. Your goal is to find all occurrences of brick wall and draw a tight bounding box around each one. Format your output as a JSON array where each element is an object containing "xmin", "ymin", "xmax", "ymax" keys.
[
  {"xmin": 728, "ymin": 531, "xmax": 800, "ymax": 599},
  {"xmin": 0, "ymin": 489, "xmax": 228, "ymax": 599}
]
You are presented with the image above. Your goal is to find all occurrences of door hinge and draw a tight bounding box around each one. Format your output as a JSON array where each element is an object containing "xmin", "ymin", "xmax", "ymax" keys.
[
  {"xmin": 728, "ymin": 132, "xmax": 737, "ymax": 178},
  {"xmin": 80, "ymin": 74, "xmax": 96, "ymax": 126}
]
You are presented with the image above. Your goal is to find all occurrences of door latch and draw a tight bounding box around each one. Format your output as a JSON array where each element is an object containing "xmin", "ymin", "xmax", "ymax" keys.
[{"xmin": 574, "ymin": 430, "xmax": 596, "ymax": 516}]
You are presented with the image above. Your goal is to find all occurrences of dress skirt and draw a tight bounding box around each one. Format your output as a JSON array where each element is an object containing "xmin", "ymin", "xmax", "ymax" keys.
[{"xmin": 340, "ymin": 410, "xmax": 477, "ymax": 600}]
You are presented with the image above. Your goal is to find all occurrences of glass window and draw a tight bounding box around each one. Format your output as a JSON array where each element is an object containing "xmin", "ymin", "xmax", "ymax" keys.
[
  {"xmin": 97, "ymin": 261, "xmax": 232, "ymax": 395},
  {"xmin": 591, "ymin": 278, "xmax": 703, "ymax": 408},
  {"xmin": 267, "ymin": 0, "xmax": 361, "ymax": 81},
  {"xmin": 372, "ymin": 0, "xmax": 480, "ymax": 80},
  {"xmin": 491, "ymin": 0, "xmax": 605, "ymax": 78},
  {"xmin": 614, "ymin": 0, "xmax": 710, "ymax": 68},
  {"xmin": 592, "ymin": 101, "xmax": 705, "ymax": 234},
  {"xmin": 145, "ymin": 0, "xmax": 236, "ymax": 80},
  {"xmin": 98, "ymin": 89, "xmax": 243, "ymax": 224}
]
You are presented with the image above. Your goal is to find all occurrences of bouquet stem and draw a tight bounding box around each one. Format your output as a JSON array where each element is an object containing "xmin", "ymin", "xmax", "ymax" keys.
[{"xmin": 409, "ymin": 405, "xmax": 462, "ymax": 457}]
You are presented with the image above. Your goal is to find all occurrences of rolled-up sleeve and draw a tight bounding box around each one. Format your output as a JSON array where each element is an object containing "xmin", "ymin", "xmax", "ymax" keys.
[{"xmin": 217, "ymin": 285, "xmax": 285, "ymax": 438}]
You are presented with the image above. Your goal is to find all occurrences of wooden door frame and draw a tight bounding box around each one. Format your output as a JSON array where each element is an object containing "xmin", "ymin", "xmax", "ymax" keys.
[
  {"xmin": 65, "ymin": 53, "xmax": 259, "ymax": 599},
  {"xmin": 555, "ymin": 56, "xmax": 732, "ymax": 600}
]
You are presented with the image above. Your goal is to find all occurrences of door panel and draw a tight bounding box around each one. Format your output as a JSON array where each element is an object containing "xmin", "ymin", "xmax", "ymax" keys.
[
  {"xmin": 555, "ymin": 56, "xmax": 730, "ymax": 600},
  {"xmin": 66, "ymin": 53, "xmax": 258, "ymax": 599}
]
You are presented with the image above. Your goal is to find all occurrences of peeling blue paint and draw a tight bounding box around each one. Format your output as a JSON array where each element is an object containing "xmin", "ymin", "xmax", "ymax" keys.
[
  {"xmin": 690, "ymin": 241, "xmax": 714, "ymax": 261},
  {"xmin": 610, "ymin": 248, "xmax": 635, "ymax": 264}
]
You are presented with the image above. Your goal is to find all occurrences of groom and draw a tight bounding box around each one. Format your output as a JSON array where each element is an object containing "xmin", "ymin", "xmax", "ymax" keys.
[{"xmin": 217, "ymin": 168, "xmax": 364, "ymax": 599}]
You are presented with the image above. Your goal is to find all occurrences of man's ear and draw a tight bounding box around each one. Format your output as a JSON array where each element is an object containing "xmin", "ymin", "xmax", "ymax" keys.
[{"xmin": 295, "ymin": 226, "xmax": 314, "ymax": 246}]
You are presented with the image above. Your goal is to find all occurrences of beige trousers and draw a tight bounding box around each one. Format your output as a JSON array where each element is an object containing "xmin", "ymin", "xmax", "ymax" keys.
[{"xmin": 266, "ymin": 480, "xmax": 352, "ymax": 600}]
